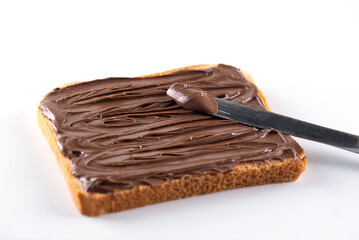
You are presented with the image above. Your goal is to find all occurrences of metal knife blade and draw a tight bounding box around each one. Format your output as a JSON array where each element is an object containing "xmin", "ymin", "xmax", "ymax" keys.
[{"xmin": 214, "ymin": 98, "xmax": 359, "ymax": 154}]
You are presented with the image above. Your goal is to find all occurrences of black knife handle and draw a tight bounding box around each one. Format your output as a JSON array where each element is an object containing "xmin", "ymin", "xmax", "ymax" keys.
[{"xmin": 214, "ymin": 98, "xmax": 359, "ymax": 154}]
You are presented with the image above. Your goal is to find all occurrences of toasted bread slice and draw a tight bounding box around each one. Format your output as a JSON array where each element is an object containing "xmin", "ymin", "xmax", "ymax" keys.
[{"xmin": 37, "ymin": 64, "xmax": 306, "ymax": 216}]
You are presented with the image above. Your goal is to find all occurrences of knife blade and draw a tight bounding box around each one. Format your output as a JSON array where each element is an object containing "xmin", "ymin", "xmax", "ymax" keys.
[{"xmin": 214, "ymin": 98, "xmax": 359, "ymax": 154}]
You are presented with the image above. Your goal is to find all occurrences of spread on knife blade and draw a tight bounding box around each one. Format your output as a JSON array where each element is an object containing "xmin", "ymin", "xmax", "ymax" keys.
[{"xmin": 166, "ymin": 82, "xmax": 218, "ymax": 114}]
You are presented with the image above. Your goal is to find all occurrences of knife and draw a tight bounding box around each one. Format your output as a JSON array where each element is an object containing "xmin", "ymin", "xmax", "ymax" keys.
[
  {"xmin": 166, "ymin": 83, "xmax": 359, "ymax": 154},
  {"xmin": 214, "ymin": 97, "xmax": 359, "ymax": 154}
]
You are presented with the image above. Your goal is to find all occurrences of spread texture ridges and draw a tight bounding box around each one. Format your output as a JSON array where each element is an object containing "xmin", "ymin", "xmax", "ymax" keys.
[{"xmin": 40, "ymin": 64, "xmax": 304, "ymax": 193}]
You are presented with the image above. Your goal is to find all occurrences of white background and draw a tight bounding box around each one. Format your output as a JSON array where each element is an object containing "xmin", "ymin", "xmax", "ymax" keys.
[{"xmin": 1, "ymin": 0, "xmax": 359, "ymax": 239}]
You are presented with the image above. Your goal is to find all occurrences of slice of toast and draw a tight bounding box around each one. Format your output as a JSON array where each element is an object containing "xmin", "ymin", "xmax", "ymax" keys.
[{"xmin": 37, "ymin": 64, "xmax": 306, "ymax": 216}]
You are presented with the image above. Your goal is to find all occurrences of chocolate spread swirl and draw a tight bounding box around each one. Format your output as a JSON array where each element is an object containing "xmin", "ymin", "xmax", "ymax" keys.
[{"xmin": 40, "ymin": 64, "xmax": 304, "ymax": 193}]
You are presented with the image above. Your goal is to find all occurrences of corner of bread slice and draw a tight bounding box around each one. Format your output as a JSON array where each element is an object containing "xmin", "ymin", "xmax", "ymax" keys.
[
  {"xmin": 36, "ymin": 64, "xmax": 306, "ymax": 216},
  {"xmin": 36, "ymin": 105, "xmax": 102, "ymax": 216}
]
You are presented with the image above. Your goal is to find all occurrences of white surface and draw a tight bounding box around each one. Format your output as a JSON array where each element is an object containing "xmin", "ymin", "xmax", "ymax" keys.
[{"xmin": 1, "ymin": 0, "xmax": 359, "ymax": 239}]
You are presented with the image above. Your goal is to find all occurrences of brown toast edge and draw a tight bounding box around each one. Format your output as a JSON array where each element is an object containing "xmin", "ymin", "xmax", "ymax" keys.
[{"xmin": 36, "ymin": 64, "xmax": 306, "ymax": 216}]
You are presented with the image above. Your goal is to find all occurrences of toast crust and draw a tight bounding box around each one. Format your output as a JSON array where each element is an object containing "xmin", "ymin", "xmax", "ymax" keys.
[{"xmin": 37, "ymin": 64, "xmax": 306, "ymax": 216}]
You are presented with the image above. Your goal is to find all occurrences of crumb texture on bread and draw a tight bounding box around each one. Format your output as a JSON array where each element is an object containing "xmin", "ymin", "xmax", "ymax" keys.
[{"xmin": 37, "ymin": 64, "xmax": 306, "ymax": 216}]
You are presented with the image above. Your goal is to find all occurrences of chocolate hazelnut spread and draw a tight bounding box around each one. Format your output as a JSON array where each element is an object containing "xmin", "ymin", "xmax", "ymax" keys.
[
  {"xmin": 40, "ymin": 64, "xmax": 304, "ymax": 193},
  {"xmin": 166, "ymin": 82, "xmax": 218, "ymax": 114}
]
